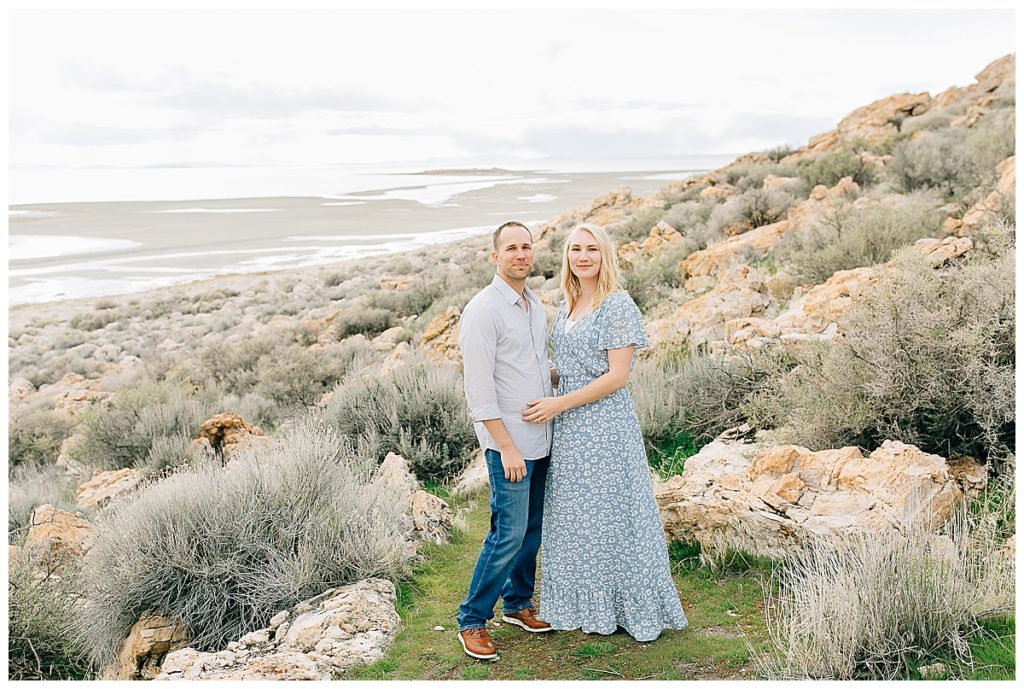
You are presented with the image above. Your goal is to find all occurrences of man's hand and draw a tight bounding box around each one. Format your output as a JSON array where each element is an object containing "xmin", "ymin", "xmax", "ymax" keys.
[
  {"xmin": 500, "ymin": 445, "xmax": 527, "ymax": 482},
  {"xmin": 522, "ymin": 396, "xmax": 565, "ymax": 424}
]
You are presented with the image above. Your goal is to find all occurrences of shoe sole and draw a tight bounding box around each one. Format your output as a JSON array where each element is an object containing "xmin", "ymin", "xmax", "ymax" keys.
[
  {"xmin": 458, "ymin": 632, "xmax": 498, "ymax": 660},
  {"xmin": 501, "ymin": 615, "xmax": 553, "ymax": 632}
]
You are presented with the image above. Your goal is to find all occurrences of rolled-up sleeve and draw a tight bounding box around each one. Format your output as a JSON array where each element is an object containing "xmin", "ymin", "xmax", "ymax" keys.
[{"xmin": 458, "ymin": 303, "xmax": 501, "ymax": 422}]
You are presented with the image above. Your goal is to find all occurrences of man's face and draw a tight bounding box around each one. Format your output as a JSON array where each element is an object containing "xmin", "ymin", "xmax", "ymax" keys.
[{"xmin": 492, "ymin": 225, "xmax": 534, "ymax": 281}]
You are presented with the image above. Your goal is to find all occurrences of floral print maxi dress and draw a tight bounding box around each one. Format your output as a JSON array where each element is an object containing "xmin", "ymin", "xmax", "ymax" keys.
[{"xmin": 539, "ymin": 290, "xmax": 688, "ymax": 642}]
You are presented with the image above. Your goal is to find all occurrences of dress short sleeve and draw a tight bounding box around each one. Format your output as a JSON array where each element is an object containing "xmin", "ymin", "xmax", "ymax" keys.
[{"xmin": 596, "ymin": 291, "xmax": 648, "ymax": 350}]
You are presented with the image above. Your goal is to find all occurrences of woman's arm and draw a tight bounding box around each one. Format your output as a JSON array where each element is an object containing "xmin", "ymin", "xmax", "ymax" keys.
[{"xmin": 522, "ymin": 346, "xmax": 633, "ymax": 423}]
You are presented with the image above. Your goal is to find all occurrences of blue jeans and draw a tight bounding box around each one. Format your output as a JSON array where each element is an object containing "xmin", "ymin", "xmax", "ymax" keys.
[{"xmin": 457, "ymin": 449, "xmax": 549, "ymax": 631}]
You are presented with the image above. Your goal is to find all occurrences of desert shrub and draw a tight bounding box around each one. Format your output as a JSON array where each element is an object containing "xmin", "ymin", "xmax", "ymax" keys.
[
  {"xmin": 71, "ymin": 381, "xmax": 219, "ymax": 472},
  {"xmin": 662, "ymin": 199, "xmax": 715, "ymax": 239},
  {"xmin": 707, "ymin": 187, "xmax": 798, "ymax": 238},
  {"xmin": 615, "ymin": 206, "xmax": 668, "ymax": 244},
  {"xmin": 743, "ymin": 242, "xmax": 1015, "ymax": 462},
  {"xmin": 416, "ymin": 257, "xmax": 498, "ymax": 322},
  {"xmin": 9, "ymin": 550, "xmax": 90, "ymax": 680},
  {"xmin": 764, "ymin": 144, "xmax": 795, "ymax": 162},
  {"xmin": 752, "ymin": 473, "xmax": 1015, "ymax": 679},
  {"xmin": 8, "ymin": 409, "xmax": 76, "ymax": 468},
  {"xmin": 797, "ymin": 149, "xmax": 876, "ymax": 189},
  {"xmin": 252, "ymin": 340, "xmax": 364, "ymax": 408},
  {"xmin": 73, "ymin": 420, "xmax": 409, "ymax": 669},
  {"xmin": 333, "ymin": 306, "xmax": 397, "ymax": 339},
  {"xmin": 621, "ymin": 242, "xmax": 692, "ymax": 314},
  {"xmin": 366, "ymin": 278, "xmax": 444, "ymax": 319},
  {"xmin": 631, "ymin": 347, "xmax": 793, "ymax": 453},
  {"xmin": 321, "ymin": 353, "xmax": 477, "ymax": 483},
  {"xmin": 886, "ymin": 109, "xmax": 1014, "ymax": 203},
  {"xmin": 725, "ymin": 161, "xmax": 801, "ymax": 192},
  {"xmin": 69, "ymin": 310, "xmax": 118, "ymax": 332},
  {"xmin": 8, "ymin": 463, "xmax": 81, "ymax": 544},
  {"xmin": 773, "ymin": 191, "xmax": 944, "ymax": 285}
]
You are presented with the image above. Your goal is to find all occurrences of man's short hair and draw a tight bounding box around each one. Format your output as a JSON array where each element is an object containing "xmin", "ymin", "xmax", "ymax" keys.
[{"xmin": 492, "ymin": 221, "xmax": 532, "ymax": 251}]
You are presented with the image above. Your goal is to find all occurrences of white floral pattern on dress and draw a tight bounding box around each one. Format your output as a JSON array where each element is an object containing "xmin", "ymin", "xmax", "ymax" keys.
[{"xmin": 540, "ymin": 290, "xmax": 689, "ymax": 642}]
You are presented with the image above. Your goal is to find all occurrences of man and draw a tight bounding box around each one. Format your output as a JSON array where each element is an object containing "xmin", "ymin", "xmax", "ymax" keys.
[{"xmin": 456, "ymin": 220, "xmax": 555, "ymax": 660}]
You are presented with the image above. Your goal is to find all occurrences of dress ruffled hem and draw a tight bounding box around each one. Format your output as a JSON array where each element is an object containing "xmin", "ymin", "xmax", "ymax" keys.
[{"xmin": 539, "ymin": 580, "xmax": 689, "ymax": 642}]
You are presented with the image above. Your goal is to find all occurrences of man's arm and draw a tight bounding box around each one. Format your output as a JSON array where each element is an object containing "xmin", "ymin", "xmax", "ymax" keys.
[{"xmin": 459, "ymin": 303, "xmax": 527, "ymax": 482}]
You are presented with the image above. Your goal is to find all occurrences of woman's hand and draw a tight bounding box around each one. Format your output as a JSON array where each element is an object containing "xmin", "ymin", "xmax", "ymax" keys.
[{"xmin": 522, "ymin": 396, "xmax": 566, "ymax": 423}]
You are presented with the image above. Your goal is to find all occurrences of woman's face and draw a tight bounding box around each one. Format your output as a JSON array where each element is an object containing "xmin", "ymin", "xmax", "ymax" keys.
[{"xmin": 566, "ymin": 229, "xmax": 602, "ymax": 283}]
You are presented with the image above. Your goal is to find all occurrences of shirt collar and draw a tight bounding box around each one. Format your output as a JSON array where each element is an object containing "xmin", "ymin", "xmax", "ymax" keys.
[{"xmin": 490, "ymin": 273, "xmax": 538, "ymax": 307}]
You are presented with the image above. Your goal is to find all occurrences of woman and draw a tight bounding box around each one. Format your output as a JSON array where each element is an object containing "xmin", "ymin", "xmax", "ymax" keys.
[{"xmin": 522, "ymin": 222, "xmax": 688, "ymax": 642}]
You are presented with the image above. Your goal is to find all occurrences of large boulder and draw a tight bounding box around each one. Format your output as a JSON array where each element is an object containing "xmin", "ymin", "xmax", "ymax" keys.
[
  {"xmin": 156, "ymin": 579, "xmax": 401, "ymax": 680},
  {"xmin": 371, "ymin": 453, "xmax": 455, "ymax": 557},
  {"xmin": 451, "ymin": 449, "xmax": 488, "ymax": 495},
  {"xmin": 76, "ymin": 468, "xmax": 143, "ymax": 510},
  {"xmin": 47, "ymin": 373, "xmax": 109, "ymax": 416},
  {"xmin": 617, "ymin": 221, "xmax": 684, "ymax": 269},
  {"xmin": 654, "ymin": 426, "xmax": 985, "ymax": 560}
]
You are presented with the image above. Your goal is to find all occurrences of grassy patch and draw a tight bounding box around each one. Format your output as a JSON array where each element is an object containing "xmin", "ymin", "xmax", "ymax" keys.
[{"xmin": 344, "ymin": 488, "xmax": 771, "ymax": 680}]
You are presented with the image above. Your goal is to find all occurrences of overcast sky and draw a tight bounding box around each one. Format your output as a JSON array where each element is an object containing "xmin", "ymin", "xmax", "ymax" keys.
[{"xmin": 8, "ymin": 8, "xmax": 1016, "ymax": 170}]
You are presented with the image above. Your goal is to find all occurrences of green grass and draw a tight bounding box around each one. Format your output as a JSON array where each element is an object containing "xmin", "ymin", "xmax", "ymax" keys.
[
  {"xmin": 343, "ymin": 488, "xmax": 772, "ymax": 680},
  {"xmin": 649, "ymin": 433, "xmax": 699, "ymax": 479}
]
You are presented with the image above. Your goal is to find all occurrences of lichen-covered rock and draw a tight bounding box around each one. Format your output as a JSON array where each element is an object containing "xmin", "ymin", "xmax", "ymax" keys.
[
  {"xmin": 451, "ymin": 449, "xmax": 488, "ymax": 495},
  {"xmin": 618, "ymin": 221, "xmax": 683, "ymax": 269},
  {"xmin": 24, "ymin": 504, "xmax": 96, "ymax": 565},
  {"xmin": 193, "ymin": 412, "xmax": 267, "ymax": 458},
  {"xmin": 156, "ymin": 579, "xmax": 401, "ymax": 680}
]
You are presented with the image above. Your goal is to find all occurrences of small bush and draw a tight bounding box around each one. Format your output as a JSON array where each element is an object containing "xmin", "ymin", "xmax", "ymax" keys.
[
  {"xmin": 797, "ymin": 150, "xmax": 876, "ymax": 189},
  {"xmin": 366, "ymin": 279, "xmax": 443, "ymax": 319},
  {"xmin": 751, "ymin": 474, "xmax": 1015, "ymax": 679},
  {"xmin": 9, "ymin": 550, "xmax": 90, "ymax": 680},
  {"xmin": 615, "ymin": 207, "xmax": 668, "ymax": 244},
  {"xmin": 333, "ymin": 306, "xmax": 397, "ymax": 339},
  {"xmin": 322, "ymin": 353, "xmax": 477, "ymax": 483},
  {"xmin": 621, "ymin": 241, "xmax": 692, "ymax": 314},
  {"xmin": 8, "ymin": 409, "xmax": 76, "ymax": 468},
  {"xmin": 252, "ymin": 340, "xmax": 364, "ymax": 408},
  {"xmin": 74, "ymin": 420, "xmax": 409, "ymax": 668},
  {"xmin": 744, "ymin": 242, "xmax": 1015, "ymax": 462},
  {"xmin": 72, "ymin": 381, "xmax": 219, "ymax": 472},
  {"xmin": 773, "ymin": 191, "xmax": 944, "ymax": 285},
  {"xmin": 69, "ymin": 310, "xmax": 118, "ymax": 332},
  {"xmin": 707, "ymin": 187, "xmax": 798, "ymax": 238}
]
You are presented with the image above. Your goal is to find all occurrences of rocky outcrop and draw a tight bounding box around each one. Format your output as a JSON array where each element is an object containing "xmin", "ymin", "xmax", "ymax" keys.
[
  {"xmin": 193, "ymin": 412, "xmax": 268, "ymax": 459},
  {"xmin": 420, "ymin": 306, "xmax": 461, "ymax": 362},
  {"xmin": 617, "ymin": 221, "xmax": 684, "ymax": 268},
  {"xmin": 75, "ymin": 468, "xmax": 143, "ymax": 510},
  {"xmin": 646, "ymin": 263, "xmax": 771, "ymax": 353},
  {"xmin": 536, "ymin": 187, "xmax": 667, "ymax": 240},
  {"xmin": 654, "ymin": 426, "xmax": 984, "ymax": 560},
  {"xmin": 102, "ymin": 613, "xmax": 189, "ymax": 680},
  {"xmin": 156, "ymin": 579, "xmax": 401, "ymax": 680},
  {"xmin": 943, "ymin": 156, "xmax": 1015, "ymax": 239},
  {"xmin": 48, "ymin": 373, "xmax": 109, "ymax": 416},
  {"xmin": 9, "ymin": 376, "xmax": 34, "ymax": 402}
]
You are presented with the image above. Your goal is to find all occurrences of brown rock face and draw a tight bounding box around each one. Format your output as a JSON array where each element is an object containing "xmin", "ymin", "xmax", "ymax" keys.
[
  {"xmin": 421, "ymin": 306, "xmax": 461, "ymax": 362},
  {"xmin": 617, "ymin": 221, "xmax": 684, "ymax": 269},
  {"xmin": 654, "ymin": 428, "xmax": 983, "ymax": 560},
  {"xmin": 102, "ymin": 612, "xmax": 189, "ymax": 680},
  {"xmin": 75, "ymin": 468, "xmax": 143, "ymax": 510},
  {"xmin": 194, "ymin": 412, "xmax": 266, "ymax": 458},
  {"xmin": 535, "ymin": 186, "xmax": 666, "ymax": 241}
]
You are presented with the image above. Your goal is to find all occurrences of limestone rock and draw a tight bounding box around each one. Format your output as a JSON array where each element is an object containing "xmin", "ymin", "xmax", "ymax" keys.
[
  {"xmin": 194, "ymin": 412, "xmax": 267, "ymax": 458},
  {"xmin": 48, "ymin": 373, "xmax": 108, "ymax": 416},
  {"xmin": 912, "ymin": 235, "xmax": 973, "ymax": 267},
  {"xmin": 102, "ymin": 612, "xmax": 189, "ymax": 680},
  {"xmin": 944, "ymin": 156, "xmax": 1014, "ymax": 239},
  {"xmin": 534, "ymin": 186, "xmax": 665, "ymax": 241},
  {"xmin": 55, "ymin": 434, "xmax": 90, "ymax": 479},
  {"xmin": 647, "ymin": 263, "xmax": 770, "ymax": 352},
  {"xmin": 24, "ymin": 505, "xmax": 96, "ymax": 564},
  {"xmin": 411, "ymin": 490, "xmax": 454, "ymax": 545},
  {"xmin": 379, "ymin": 274, "xmax": 415, "ymax": 291},
  {"xmin": 378, "ymin": 341, "xmax": 411, "ymax": 377},
  {"xmin": 451, "ymin": 450, "xmax": 488, "ymax": 495},
  {"xmin": 156, "ymin": 579, "xmax": 401, "ymax": 680},
  {"xmin": 372, "ymin": 453, "xmax": 419, "ymax": 503},
  {"xmin": 680, "ymin": 220, "xmax": 788, "ymax": 291},
  {"xmin": 421, "ymin": 307, "xmax": 461, "ymax": 362},
  {"xmin": 76, "ymin": 468, "xmax": 143, "ymax": 510},
  {"xmin": 655, "ymin": 429, "xmax": 971, "ymax": 560}
]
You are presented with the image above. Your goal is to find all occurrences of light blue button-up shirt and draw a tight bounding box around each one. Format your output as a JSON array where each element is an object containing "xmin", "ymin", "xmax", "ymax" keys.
[{"xmin": 458, "ymin": 274, "xmax": 553, "ymax": 460}]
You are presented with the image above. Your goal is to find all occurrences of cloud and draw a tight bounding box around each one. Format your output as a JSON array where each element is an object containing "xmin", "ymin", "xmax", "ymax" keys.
[
  {"xmin": 324, "ymin": 125, "xmax": 420, "ymax": 136},
  {"xmin": 159, "ymin": 81, "xmax": 399, "ymax": 117},
  {"xmin": 34, "ymin": 123, "xmax": 197, "ymax": 146}
]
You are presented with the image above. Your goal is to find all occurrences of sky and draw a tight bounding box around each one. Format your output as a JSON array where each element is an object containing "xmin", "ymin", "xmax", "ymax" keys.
[{"xmin": 8, "ymin": 8, "xmax": 1017, "ymax": 171}]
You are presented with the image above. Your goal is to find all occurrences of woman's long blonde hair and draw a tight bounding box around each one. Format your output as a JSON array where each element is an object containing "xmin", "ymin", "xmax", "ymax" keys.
[{"xmin": 560, "ymin": 222, "xmax": 622, "ymax": 312}]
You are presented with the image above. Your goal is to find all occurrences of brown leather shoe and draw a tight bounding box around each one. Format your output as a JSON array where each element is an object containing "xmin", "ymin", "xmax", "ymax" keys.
[
  {"xmin": 458, "ymin": 627, "xmax": 498, "ymax": 660},
  {"xmin": 501, "ymin": 607, "xmax": 553, "ymax": 632}
]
